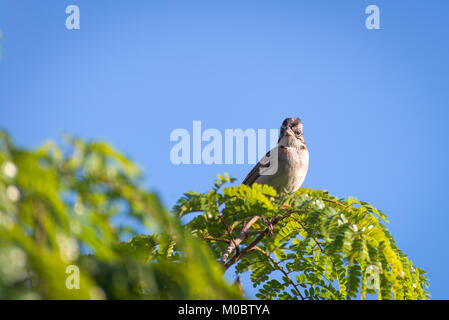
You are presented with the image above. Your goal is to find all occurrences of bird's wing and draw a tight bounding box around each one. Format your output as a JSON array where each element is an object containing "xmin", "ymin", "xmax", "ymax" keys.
[{"xmin": 242, "ymin": 150, "xmax": 271, "ymax": 186}]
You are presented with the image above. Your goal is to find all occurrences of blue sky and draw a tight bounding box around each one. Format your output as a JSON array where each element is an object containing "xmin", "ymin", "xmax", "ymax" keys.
[{"xmin": 1, "ymin": 0, "xmax": 448, "ymax": 299}]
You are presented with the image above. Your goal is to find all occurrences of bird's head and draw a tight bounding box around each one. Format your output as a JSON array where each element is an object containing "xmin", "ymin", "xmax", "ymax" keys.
[{"xmin": 278, "ymin": 118, "xmax": 305, "ymax": 147}]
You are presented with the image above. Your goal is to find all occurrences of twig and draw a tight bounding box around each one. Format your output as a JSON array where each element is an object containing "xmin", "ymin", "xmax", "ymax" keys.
[
  {"xmin": 203, "ymin": 236, "xmax": 230, "ymax": 243},
  {"xmin": 221, "ymin": 215, "xmax": 260, "ymax": 264},
  {"xmin": 219, "ymin": 213, "xmax": 240, "ymax": 256},
  {"xmin": 319, "ymin": 197, "xmax": 351, "ymax": 209},
  {"xmin": 235, "ymin": 276, "xmax": 244, "ymax": 297},
  {"xmin": 289, "ymin": 214, "xmax": 324, "ymax": 253},
  {"xmin": 223, "ymin": 212, "xmax": 294, "ymax": 269},
  {"xmin": 253, "ymin": 246, "xmax": 305, "ymax": 300}
]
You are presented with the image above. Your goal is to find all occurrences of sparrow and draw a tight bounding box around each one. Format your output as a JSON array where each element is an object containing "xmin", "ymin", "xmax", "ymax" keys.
[{"xmin": 242, "ymin": 117, "xmax": 309, "ymax": 194}]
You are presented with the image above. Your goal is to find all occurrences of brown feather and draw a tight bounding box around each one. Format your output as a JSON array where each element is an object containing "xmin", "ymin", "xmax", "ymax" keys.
[{"xmin": 242, "ymin": 151, "xmax": 271, "ymax": 186}]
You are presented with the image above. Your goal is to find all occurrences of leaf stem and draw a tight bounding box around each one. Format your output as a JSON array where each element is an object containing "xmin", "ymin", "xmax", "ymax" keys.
[{"xmin": 253, "ymin": 246, "xmax": 305, "ymax": 300}]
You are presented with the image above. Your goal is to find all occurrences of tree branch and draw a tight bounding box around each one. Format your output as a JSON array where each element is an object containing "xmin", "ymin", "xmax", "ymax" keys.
[
  {"xmin": 223, "ymin": 211, "xmax": 296, "ymax": 269},
  {"xmin": 221, "ymin": 215, "xmax": 260, "ymax": 264},
  {"xmin": 219, "ymin": 213, "xmax": 240, "ymax": 256}
]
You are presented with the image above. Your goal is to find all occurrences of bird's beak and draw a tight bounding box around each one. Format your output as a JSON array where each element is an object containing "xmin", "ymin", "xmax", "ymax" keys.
[{"xmin": 285, "ymin": 128, "xmax": 295, "ymax": 137}]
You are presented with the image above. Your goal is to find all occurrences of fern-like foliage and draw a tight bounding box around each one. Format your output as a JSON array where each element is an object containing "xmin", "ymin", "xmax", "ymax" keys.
[
  {"xmin": 0, "ymin": 129, "xmax": 429, "ymax": 300},
  {"xmin": 0, "ymin": 131, "xmax": 241, "ymax": 299},
  {"xmin": 174, "ymin": 174, "xmax": 430, "ymax": 300}
]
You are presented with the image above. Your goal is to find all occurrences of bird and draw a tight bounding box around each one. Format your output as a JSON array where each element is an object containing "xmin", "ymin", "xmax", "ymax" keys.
[{"xmin": 242, "ymin": 117, "xmax": 309, "ymax": 194}]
